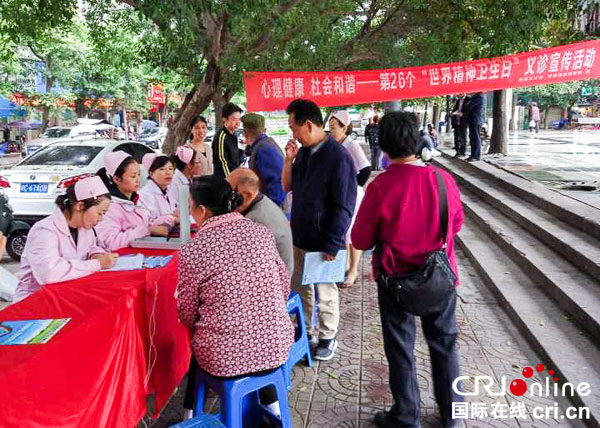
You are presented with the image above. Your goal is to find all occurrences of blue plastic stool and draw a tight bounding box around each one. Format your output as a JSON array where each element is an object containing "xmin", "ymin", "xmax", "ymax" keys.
[
  {"xmin": 284, "ymin": 292, "xmax": 314, "ymax": 388},
  {"xmin": 194, "ymin": 366, "xmax": 292, "ymax": 428},
  {"xmin": 170, "ymin": 414, "xmax": 225, "ymax": 427}
]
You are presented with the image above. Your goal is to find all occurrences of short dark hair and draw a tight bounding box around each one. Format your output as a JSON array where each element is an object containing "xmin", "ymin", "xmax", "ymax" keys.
[
  {"xmin": 379, "ymin": 112, "xmax": 419, "ymax": 159},
  {"xmin": 189, "ymin": 175, "xmax": 243, "ymax": 216},
  {"xmin": 373, "ymin": 115, "xmax": 379, "ymax": 124},
  {"xmin": 55, "ymin": 183, "xmax": 110, "ymax": 218},
  {"xmin": 190, "ymin": 115, "xmax": 207, "ymax": 129},
  {"xmin": 286, "ymin": 99, "xmax": 324, "ymax": 127},
  {"xmin": 97, "ymin": 156, "xmax": 137, "ymax": 188},
  {"xmin": 148, "ymin": 155, "xmax": 173, "ymax": 174},
  {"xmin": 222, "ymin": 103, "xmax": 243, "ymax": 119}
]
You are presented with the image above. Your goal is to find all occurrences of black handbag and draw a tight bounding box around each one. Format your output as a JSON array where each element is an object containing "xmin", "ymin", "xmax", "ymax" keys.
[{"xmin": 375, "ymin": 168, "xmax": 457, "ymax": 316}]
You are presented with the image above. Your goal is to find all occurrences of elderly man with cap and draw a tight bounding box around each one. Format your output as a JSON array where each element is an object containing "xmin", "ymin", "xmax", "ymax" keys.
[
  {"xmin": 14, "ymin": 176, "xmax": 118, "ymax": 302},
  {"xmin": 227, "ymin": 168, "xmax": 293, "ymax": 275},
  {"xmin": 241, "ymin": 113, "xmax": 286, "ymax": 207}
]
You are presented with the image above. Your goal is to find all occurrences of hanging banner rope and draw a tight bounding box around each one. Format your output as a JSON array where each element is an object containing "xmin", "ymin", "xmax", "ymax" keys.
[{"xmin": 243, "ymin": 40, "xmax": 600, "ymax": 112}]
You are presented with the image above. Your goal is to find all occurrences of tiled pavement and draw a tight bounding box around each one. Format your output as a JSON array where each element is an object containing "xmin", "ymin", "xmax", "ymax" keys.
[
  {"xmin": 148, "ymin": 248, "xmax": 584, "ymax": 428},
  {"xmin": 475, "ymin": 130, "xmax": 600, "ymax": 210}
]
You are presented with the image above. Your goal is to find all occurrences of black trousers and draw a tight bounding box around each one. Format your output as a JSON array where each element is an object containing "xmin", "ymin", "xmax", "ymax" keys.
[
  {"xmin": 453, "ymin": 125, "xmax": 467, "ymax": 155},
  {"xmin": 370, "ymin": 145, "xmax": 382, "ymax": 170},
  {"xmin": 468, "ymin": 123, "xmax": 482, "ymax": 160},
  {"xmin": 377, "ymin": 283, "xmax": 461, "ymax": 427},
  {"xmin": 183, "ymin": 358, "xmax": 278, "ymax": 410}
]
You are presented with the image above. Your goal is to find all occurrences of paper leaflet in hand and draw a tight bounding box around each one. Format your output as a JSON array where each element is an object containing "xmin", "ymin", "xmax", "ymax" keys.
[{"xmin": 301, "ymin": 250, "xmax": 347, "ymax": 285}]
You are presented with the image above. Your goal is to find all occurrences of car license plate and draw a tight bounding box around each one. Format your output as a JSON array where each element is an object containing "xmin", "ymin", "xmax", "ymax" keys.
[{"xmin": 20, "ymin": 183, "xmax": 48, "ymax": 193}]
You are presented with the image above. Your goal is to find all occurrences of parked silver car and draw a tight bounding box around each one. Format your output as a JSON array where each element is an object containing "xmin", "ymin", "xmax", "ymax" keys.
[
  {"xmin": 138, "ymin": 126, "xmax": 168, "ymax": 149},
  {"xmin": 0, "ymin": 139, "xmax": 154, "ymax": 224}
]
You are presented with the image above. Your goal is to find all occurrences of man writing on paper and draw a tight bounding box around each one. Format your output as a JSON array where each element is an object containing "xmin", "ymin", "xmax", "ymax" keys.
[{"xmin": 282, "ymin": 99, "xmax": 357, "ymax": 361}]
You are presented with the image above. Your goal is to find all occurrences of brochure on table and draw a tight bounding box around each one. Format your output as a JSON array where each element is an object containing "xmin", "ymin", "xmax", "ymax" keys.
[
  {"xmin": 0, "ymin": 318, "xmax": 70, "ymax": 345},
  {"xmin": 104, "ymin": 254, "xmax": 173, "ymax": 271}
]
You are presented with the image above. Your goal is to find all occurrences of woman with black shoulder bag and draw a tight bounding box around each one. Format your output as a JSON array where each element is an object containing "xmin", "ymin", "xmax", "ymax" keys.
[{"xmin": 352, "ymin": 111, "xmax": 465, "ymax": 428}]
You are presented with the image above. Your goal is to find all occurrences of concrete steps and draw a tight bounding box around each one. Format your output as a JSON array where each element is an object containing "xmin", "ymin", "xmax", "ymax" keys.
[
  {"xmin": 436, "ymin": 151, "xmax": 600, "ymax": 241},
  {"xmin": 458, "ymin": 220, "xmax": 600, "ymax": 427},
  {"xmin": 434, "ymin": 154, "xmax": 600, "ymax": 283},
  {"xmin": 460, "ymin": 188, "xmax": 600, "ymax": 342},
  {"xmin": 433, "ymin": 153, "xmax": 600, "ymax": 426}
]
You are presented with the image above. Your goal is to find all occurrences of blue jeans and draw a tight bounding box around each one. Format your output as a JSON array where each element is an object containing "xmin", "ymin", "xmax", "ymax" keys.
[
  {"xmin": 377, "ymin": 283, "xmax": 461, "ymax": 426},
  {"xmin": 468, "ymin": 123, "xmax": 481, "ymax": 160}
]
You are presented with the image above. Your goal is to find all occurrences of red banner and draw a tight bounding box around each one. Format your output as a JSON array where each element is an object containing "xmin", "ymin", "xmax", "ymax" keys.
[{"xmin": 244, "ymin": 40, "xmax": 600, "ymax": 112}]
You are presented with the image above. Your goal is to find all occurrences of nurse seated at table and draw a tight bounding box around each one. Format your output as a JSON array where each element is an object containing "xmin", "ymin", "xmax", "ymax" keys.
[
  {"xmin": 177, "ymin": 175, "xmax": 295, "ymax": 419},
  {"xmin": 138, "ymin": 153, "xmax": 179, "ymax": 227},
  {"xmin": 13, "ymin": 176, "xmax": 119, "ymax": 303},
  {"xmin": 95, "ymin": 151, "xmax": 169, "ymax": 251},
  {"xmin": 167, "ymin": 146, "xmax": 201, "ymax": 209}
]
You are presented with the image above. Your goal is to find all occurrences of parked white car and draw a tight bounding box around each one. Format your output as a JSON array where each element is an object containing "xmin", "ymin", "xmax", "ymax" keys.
[
  {"xmin": 1, "ymin": 139, "xmax": 154, "ymax": 223},
  {"xmin": 22, "ymin": 120, "xmax": 121, "ymax": 157}
]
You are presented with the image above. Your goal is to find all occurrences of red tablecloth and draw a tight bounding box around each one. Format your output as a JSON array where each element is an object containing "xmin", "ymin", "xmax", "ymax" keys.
[{"xmin": 0, "ymin": 248, "xmax": 191, "ymax": 428}]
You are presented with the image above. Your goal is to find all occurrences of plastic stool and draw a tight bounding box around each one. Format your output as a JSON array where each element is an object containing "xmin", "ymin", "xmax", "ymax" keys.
[
  {"xmin": 170, "ymin": 414, "xmax": 224, "ymax": 427},
  {"xmin": 194, "ymin": 366, "xmax": 292, "ymax": 428},
  {"xmin": 284, "ymin": 292, "xmax": 314, "ymax": 388}
]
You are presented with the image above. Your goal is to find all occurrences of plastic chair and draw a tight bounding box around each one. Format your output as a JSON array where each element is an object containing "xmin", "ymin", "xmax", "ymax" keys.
[
  {"xmin": 284, "ymin": 292, "xmax": 314, "ymax": 388},
  {"xmin": 194, "ymin": 366, "xmax": 292, "ymax": 428},
  {"xmin": 170, "ymin": 414, "xmax": 224, "ymax": 427}
]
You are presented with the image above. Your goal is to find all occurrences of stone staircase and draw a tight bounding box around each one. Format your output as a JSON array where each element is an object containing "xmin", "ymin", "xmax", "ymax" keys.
[{"xmin": 434, "ymin": 152, "xmax": 600, "ymax": 427}]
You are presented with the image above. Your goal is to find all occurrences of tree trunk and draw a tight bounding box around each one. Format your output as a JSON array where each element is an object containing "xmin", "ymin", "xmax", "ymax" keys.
[
  {"xmin": 75, "ymin": 98, "xmax": 86, "ymax": 118},
  {"xmin": 122, "ymin": 107, "xmax": 128, "ymax": 139},
  {"xmin": 422, "ymin": 103, "xmax": 428, "ymax": 128},
  {"xmin": 212, "ymin": 87, "xmax": 235, "ymax": 127},
  {"xmin": 162, "ymin": 12, "xmax": 228, "ymax": 153},
  {"xmin": 445, "ymin": 96, "xmax": 451, "ymax": 133},
  {"xmin": 161, "ymin": 94, "xmax": 169, "ymax": 127},
  {"xmin": 489, "ymin": 89, "xmax": 508, "ymax": 155},
  {"xmin": 41, "ymin": 77, "xmax": 55, "ymax": 132},
  {"xmin": 432, "ymin": 104, "xmax": 440, "ymax": 131},
  {"xmin": 542, "ymin": 108, "xmax": 551, "ymax": 129},
  {"xmin": 509, "ymin": 90, "xmax": 518, "ymax": 131},
  {"xmin": 162, "ymin": 86, "xmax": 216, "ymax": 154}
]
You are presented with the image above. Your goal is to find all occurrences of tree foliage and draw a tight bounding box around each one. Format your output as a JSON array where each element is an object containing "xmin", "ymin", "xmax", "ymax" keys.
[{"xmin": 0, "ymin": 0, "xmax": 586, "ymax": 150}]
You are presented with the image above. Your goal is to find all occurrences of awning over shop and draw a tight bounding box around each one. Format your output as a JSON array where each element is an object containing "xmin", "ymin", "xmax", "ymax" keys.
[{"xmin": 0, "ymin": 97, "xmax": 26, "ymax": 119}]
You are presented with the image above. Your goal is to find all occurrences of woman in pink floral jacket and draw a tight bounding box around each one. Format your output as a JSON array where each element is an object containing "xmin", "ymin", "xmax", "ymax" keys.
[{"xmin": 177, "ymin": 175, "xmax": 294, "ymax": 417}]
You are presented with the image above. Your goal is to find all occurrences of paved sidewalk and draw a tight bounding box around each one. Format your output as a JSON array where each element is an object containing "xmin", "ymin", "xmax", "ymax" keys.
[
  {"xmin": 150, "ymin": 248, "xmax": 583, "ymax": 427},
  {"xmin": 454, "ymin": 129, "xmax": 600, "ymax": 210}
]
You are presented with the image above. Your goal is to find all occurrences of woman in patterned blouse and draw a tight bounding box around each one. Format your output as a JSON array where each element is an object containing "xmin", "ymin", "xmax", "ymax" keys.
[{"xmin": 177, "ymin": 175, "xmax": 294, "ymax": 418}]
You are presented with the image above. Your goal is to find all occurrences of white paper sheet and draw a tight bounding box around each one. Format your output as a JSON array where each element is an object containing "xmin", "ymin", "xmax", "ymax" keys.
[{"xmin": 301, "ymin": 250, "xmax": 347, "ymax": 285}]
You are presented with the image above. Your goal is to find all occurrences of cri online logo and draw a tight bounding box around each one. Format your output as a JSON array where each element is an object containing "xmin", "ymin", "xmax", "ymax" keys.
[{"xmin": 452, "ymin": 364, "xmax": 592, "ymax": 398}]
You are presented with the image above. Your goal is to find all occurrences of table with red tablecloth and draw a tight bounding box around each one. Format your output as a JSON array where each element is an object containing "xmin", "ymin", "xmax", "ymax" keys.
[{"xmin": 0, "ymin": 248, "xmax": 192, "ymax": 428}]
